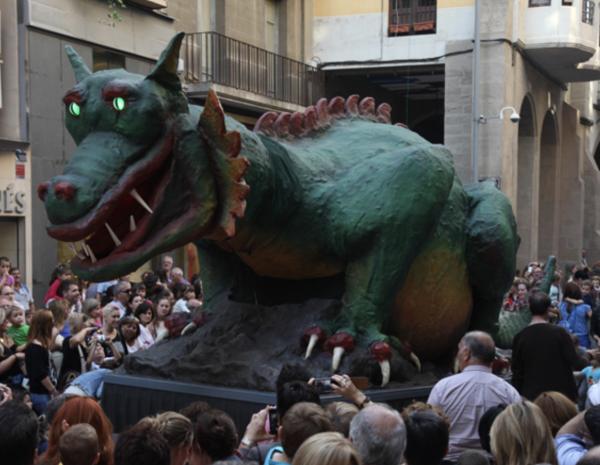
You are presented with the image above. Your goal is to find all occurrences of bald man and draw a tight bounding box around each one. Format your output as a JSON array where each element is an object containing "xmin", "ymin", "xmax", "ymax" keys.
[{"xmin": 427, "ymin": 331, "xmax": 521, "ymax": 463}]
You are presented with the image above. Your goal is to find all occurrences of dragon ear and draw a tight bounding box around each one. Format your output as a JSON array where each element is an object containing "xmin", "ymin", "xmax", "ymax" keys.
[
  {"xmin": 146, "ymin": 32, "xmax": 185, "ymax": 91},
  {"xmin": 65, "ymin": 45, "xmax": 92, "ymax": 82}
]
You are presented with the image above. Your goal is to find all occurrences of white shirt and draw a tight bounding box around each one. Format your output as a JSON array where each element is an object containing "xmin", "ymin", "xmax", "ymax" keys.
[{"xmin": 427, "ymin": 365, "xmax": 522, "ymax": 461}]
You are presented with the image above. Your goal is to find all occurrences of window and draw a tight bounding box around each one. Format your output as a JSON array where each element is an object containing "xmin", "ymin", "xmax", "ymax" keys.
[
  {"xmin": 389, "ymin": 0, "xmax": 436, "ymax": 37},
  {"xmin": 528, "ymin": 0, "xmax": 551, "ymax": 6},
  {"xmin": 93, "ymin": 49, "xmax": 126, "ymax": 72},
  {"xmin": 583, "ymin": 0, "xmax": 595, "ymax": 24}
]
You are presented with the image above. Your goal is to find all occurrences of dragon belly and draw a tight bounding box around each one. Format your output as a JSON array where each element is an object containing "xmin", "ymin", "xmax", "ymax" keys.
[{"xmin": 391, "ymin": 242, "xmax": 472, "ymax": 359}]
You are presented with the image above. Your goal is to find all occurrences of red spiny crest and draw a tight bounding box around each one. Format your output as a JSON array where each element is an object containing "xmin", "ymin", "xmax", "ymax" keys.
[
  {"xmin": 199, "ymin": 89, "xmax": 250, "ymax": 240},
  {"xmin": 253, "ymin": 95, "xmax": 401, "ymax": 139}
]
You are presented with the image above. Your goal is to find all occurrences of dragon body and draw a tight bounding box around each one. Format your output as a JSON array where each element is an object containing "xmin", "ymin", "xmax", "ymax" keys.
[{"xmin": 39, "ymin": 34, "xmax": 519, "ymax": 385}]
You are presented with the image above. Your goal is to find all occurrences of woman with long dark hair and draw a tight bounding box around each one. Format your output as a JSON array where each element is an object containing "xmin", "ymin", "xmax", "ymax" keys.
[{"xmin": 25, "ymin": 309, "xmax": 58, "ymax": 414}]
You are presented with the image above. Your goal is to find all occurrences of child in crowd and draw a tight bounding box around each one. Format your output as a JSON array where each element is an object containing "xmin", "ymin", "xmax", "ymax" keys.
[
  {"xmin": 6, "ymin": 305, "xmax": 29, "ymax": 350},
  {"xmin": 0, "ymin": 256, "xmax": 14, "ymax": 288},
  {"xmin": 582, "ymin": 352, "xmax": 600, "ymax": 386}
]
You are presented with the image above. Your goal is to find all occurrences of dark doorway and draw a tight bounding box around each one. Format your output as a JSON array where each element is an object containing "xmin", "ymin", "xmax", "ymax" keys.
[{"xmin": 324, "ymin": 65, "xmax": 445, "ymax": 143}]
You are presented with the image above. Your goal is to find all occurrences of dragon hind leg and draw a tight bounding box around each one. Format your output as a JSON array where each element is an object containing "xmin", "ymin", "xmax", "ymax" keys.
[{"xmin": 464, "ymin": 181, "xmax": 520, "ymax": 337}]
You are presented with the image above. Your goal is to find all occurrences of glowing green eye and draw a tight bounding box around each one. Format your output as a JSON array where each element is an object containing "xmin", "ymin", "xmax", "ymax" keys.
[
  {"xmin": 113, "ymin": 97, "xmax": 126, "ymax": 111},
  {"xmin": 68, "ymin": 102, "xmax": 81, "ymax": 117}
]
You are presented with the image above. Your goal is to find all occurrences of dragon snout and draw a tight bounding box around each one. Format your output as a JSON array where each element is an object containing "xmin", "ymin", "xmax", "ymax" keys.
[
  {"xmin": 38, "ymin": 180, "xmax": 77, "ymax": 202},
  {"xmin": 40, "ymin": 175, "xmax": 97, "ymax": 225}
]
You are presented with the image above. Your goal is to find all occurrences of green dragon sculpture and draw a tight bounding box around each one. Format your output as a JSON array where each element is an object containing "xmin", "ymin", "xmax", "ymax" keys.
[{"xmin": 38, "ymin": 34, "xmax": 519, "ymax": 385}]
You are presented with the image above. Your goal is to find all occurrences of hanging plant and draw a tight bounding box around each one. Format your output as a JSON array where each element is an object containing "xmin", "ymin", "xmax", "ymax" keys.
[{"xmin": 106, "ymin": 0, "xmax": 126, "ymax": 24}]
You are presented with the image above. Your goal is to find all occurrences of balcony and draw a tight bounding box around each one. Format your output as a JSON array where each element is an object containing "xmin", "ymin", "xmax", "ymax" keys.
[
  {"xmin": 182, "ymin": 32, "xmax": 325, "ymax": 113},
  {"xmin": 521, "ymin": 0, "xmax": 600, "ymax": 83}
]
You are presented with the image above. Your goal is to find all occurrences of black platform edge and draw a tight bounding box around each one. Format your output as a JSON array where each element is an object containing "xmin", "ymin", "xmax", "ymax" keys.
[{"xmin": 102, "ymin": 373, "xmax": 434, "ymax": 433}]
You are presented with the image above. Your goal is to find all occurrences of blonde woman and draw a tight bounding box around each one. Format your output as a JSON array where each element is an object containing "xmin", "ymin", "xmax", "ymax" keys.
[
  {"xmin": 490, "ymin": 401, "xmax": 558, "ymax": 465},
  {"xmin": 139, "ymin": 411, "xmax": 193, "ymax": 465},
  {"xmin": 292, "ymin": 432, "xmax": 361, "ymax": 465},
  {"xmin": 98, "ymin": 305, "xmax": 123, "ymax": 366}
]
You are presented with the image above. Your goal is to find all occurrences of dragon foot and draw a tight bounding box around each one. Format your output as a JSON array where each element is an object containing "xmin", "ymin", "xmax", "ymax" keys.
[
  {"xmin": 179, "ymin": 313, "xmax": 207, "ymax": 337},
  {"xmin": 324, "ymin": 332, "xmax": 355, "ymax": 372}
]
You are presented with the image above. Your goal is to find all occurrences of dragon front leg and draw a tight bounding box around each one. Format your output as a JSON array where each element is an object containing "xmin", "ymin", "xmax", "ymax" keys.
[{"xmin": 322, "ymin": 249, "xmax": 421, "ymax": 387}]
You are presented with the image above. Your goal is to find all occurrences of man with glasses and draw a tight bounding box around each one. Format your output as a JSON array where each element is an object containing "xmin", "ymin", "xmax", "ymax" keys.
[{"xmin": 112, "ymin": 281, "xmax": 132, "ymax": 318}]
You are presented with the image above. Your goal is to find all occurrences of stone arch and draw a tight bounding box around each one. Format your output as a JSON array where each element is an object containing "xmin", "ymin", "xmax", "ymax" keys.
[
  {"xmin": 516, "ymin": 95, "xmax": 536, "ymax": 267},
  {"xmin": 537, "ymin": 110, "xmax": 559, "ymax": 261}
]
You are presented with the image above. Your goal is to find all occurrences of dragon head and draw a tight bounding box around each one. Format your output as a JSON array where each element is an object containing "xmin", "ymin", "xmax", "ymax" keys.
[{"xmin": 39, "ymin": 33, "xmax": 247, "ymax": 281}]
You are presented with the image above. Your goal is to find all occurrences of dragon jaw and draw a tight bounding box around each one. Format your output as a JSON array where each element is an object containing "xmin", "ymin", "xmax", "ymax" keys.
[{"xmin": 43, "ymin": 126, "xmax": 218, "ymax": 281}]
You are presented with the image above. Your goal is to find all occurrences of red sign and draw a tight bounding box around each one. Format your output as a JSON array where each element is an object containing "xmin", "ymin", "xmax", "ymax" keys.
[{"xmin": 15, "ymin": 163, "xmax": 25, "ymax": 179}]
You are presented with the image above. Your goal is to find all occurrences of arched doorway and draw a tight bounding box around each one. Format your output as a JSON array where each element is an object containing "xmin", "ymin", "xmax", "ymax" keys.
[
  {"xmin": 537, "ymin": 111, "xmax": 559, "ymax": 260},
  {"xmin": 516, "ymin": 97, "xmax": 536, "ymax": 267}
]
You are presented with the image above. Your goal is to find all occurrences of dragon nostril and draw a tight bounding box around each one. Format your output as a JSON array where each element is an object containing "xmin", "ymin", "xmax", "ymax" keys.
[
  {"xmin": 37, "ymin": 182, "xmax": 50, "ymax": 201},
  {"xmin": 54, "ymin": 181, "xmax": 77, "ymax": 201}
]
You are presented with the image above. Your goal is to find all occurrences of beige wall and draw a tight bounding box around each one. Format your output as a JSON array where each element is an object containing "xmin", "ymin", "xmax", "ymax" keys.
[
  {"xmin": 28, "ymin": 0, "xmax": 197, "ymax": 60},
  {"xmin": 220, "ymin": 0, "xmax": 312, "ymax": 61},
  {"xmin": 0, "ymin": 0, "xmax": 23, "ymax": 141},
  {"xmin": 0, "ymin": 149, "xmax": 33, "ymax": 288}
]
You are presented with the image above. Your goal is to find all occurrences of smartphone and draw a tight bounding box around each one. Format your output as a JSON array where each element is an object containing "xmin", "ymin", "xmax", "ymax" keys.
[{"xmin": 265, "ymin": 407, "xmax": 278, "ymax": 435}]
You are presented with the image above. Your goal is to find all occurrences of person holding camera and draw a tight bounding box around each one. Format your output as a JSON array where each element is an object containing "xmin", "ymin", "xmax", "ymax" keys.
[{"xmin": 58, "ymin": 313, "xmax": 97, "ymax": 389}]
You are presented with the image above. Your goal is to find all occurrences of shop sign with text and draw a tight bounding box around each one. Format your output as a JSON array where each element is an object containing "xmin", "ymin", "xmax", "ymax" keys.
[{"xmin": 0, "ymin": 184, "xmax": 26, "ymax": 215}]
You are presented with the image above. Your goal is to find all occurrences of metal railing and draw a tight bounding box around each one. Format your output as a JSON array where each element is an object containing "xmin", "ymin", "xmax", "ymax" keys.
[{"xmin": 182, "ymin": 32, "xmax": 324, "ymax": 107}]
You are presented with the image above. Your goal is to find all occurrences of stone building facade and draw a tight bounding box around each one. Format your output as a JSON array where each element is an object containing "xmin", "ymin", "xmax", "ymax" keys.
[{"xmin": 314, "ymin": 0, "xmax": 600, "ymax": 269}]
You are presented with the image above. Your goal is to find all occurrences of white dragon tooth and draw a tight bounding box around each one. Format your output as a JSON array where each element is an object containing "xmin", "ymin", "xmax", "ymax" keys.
[
  {"xmin": 105, "ymin": 222, "xmax": 122, "ymax": 247},
  {"xmin": 304, "ymin": 334, "xmax": 319, "ymax": 360},
  {"xmin": 84, "ymin": 243, "xmax": 97, "ymax": 263},
  {"xmin": 331, "ymin": 346, "xmax": 345, "ymax": 371},
  {"xmin": 130, "ymin": 189, "xmax": 153, "ymax": 214},
  {"xmin": 81, "ymin": 242, "xmax": 90, "ymax": 257},
  {"xmin": 410, "ymin": 352, "xmax": 422, "ymax": 373},
  {"xmin": 379, "ymin": 359, "xmax": 391, "ymax": 387},
  {"xmin": 129, "ymin": 215, "xmax": 137, "ymax": 232}
]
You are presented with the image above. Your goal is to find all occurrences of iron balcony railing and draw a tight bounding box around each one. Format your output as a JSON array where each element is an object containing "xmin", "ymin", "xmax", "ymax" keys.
[{"xmin": 183, "ymin": 32, "xmax": 324, "ymax": 107}]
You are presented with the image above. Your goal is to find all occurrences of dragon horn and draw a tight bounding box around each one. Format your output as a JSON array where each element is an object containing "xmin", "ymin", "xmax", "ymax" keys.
[
  {"xmin": 146, "ymin": 32, "xmax": 185, "ymax": 91},
  {"xmin": 65, "ymin": 46, "xmax": 92, "ymax": 82}
]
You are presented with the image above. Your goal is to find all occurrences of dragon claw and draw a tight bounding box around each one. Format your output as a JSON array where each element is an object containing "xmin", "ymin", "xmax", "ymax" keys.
[
  {"xmin": 324, "ymin": 332, "xmax": 355, "ymax": 372},
  {"xmin": 409, "ymin": 352, "xmax": 422, "ymax": 373},
  {"xmin": 370, "ymin": 341, "xmax": 392, "ymax": 387},
  {"xmin": 302, "ymin": 326, "xmax": 326, "ymax": 359}
]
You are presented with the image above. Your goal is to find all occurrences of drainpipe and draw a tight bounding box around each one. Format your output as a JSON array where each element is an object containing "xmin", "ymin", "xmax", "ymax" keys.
[{"xmin": 471, "ymin": 0, "xmax": 481, "ymax": 183}]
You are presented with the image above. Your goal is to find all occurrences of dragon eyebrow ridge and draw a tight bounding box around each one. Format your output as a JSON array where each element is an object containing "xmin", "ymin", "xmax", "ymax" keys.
[
  {"xmin": 63, "ymin": 89, "xmax": 86, "ymax": 105},
  {"xmin": 102, "ymin": 82, "xmax": 137, "ymax": 101}
]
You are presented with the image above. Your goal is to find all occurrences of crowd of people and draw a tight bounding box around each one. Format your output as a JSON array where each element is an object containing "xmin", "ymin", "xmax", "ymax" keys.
[
  {"xmin": 0, "ymin": 254, "xmax": 203, "ymax": 414},
  {"xmin": 4, "ymin": 252, "xmax": 600, "ymax": 465}
]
